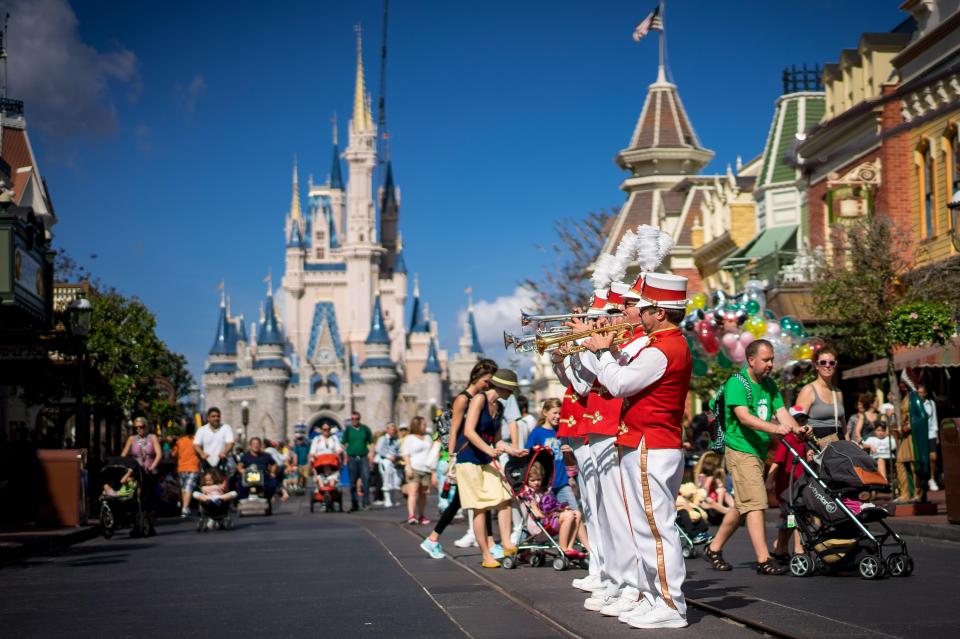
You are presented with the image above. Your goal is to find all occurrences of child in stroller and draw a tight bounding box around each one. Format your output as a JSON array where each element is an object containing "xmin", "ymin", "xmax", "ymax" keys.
[
  {"xmin": 310, "ymin": 453, "xmax": 343, "ymax": 513},
  {"xmin": 99, "ymin": 462, "xmax": 149, "ymax": 539},
  {"xmin": 675, "ymin": 482, "xmax": 712, "ymax": 558},
  {"xmin": 502, "ymin": 447, "xmax": 589, "ymax": 571},
  {"xmin": 193, "ymin": 469, "xmax": 237, "ymax": 531}
]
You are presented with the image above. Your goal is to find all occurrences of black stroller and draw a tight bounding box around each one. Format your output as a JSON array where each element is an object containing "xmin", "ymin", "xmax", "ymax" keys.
[
  {"xmin": 99, "ymin": 461, "xmax": 150, "ymax": 539},
  {"xmin": 782, "ymin": 439, "xmax": 913, "ymax": 580},
  {"xmin": 500, "ymin": 447, "xmax": 588, "ymax": 572}
]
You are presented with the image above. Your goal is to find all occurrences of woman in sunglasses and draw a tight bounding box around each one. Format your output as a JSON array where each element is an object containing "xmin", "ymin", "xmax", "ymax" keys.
[{"xmin": 795, "ymin": 345, "xmax": 845, "ymax": 444}]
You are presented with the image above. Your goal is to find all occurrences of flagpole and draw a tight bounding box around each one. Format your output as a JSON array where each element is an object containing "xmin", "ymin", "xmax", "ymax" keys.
[{"xmin": 658, "ymin": 0, "xmax": 666, "ymax": 81}]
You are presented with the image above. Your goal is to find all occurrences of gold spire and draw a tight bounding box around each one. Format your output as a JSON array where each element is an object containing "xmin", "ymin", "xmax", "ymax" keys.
[
  {"xmin": 290, "ymin": 156, "xmax": 302, "ymax": 221},
  {"xmin": 352, "ymin": 25, "xmax": 374, "ymax": 134}
]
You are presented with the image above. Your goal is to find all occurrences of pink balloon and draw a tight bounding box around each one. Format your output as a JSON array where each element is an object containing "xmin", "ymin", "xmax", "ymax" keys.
[
  {"xmin": 721, "ymin": 333, "xmax": 739, "ymax": 349},
  {"xmin": 730, "ymin": 343, "xmax": 746, "ymax": 363},
  {"xmin": 739, "ymin": 332, "xmax": 756, "ymax": 346},
  {"xmin": 765, "ymin": 323, "xmax": 782, "ymax": 338}
]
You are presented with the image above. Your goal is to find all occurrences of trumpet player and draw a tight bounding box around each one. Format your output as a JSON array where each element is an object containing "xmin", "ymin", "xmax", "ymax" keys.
[
  {"xmin": 582, "ymin": 272, "xmax": 692, "ymax": 630},
  {"xmin": 561, "ymin": 280, "xmax": 651, "ymax": 621}
]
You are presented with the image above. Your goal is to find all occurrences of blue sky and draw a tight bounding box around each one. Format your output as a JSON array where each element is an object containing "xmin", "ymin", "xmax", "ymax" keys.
[{"xmin": 15, "ymin": 0, "xmax": 907, "ymax": 383}]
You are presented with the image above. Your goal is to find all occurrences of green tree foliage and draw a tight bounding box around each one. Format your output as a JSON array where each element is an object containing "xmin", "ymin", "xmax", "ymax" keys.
[
  {"xmin": 521, "ymin": 210, "xmax": 614, "ymax": 312},
  {"xmin": 888, "ymin": 301, "xmax": 953, "ymax": 347}
]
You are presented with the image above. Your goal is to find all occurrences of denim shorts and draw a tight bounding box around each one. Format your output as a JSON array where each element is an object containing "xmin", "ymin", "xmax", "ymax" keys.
[{"xmin": 179, "ymin": 471, "xmax": 199, "ymax": 493}]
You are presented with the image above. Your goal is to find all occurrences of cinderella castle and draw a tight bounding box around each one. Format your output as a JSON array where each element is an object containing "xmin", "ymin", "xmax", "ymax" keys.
[{"xmin": 202, "ymin": 32, "xmax": 484, "ymax": 441}]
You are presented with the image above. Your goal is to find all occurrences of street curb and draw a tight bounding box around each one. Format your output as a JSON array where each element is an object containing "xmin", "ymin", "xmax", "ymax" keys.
[
  {"xmin": 0, "ymin": 525, "xmax": 99, "ymax": 568},
  {"xmin": 886, "ymin": 519, "xmax": 960, "ymax": 542}
]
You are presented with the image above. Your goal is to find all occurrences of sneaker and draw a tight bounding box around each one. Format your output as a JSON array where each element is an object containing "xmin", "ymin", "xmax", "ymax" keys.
[
  {"xmin": 407, "ymin": 517, "xmax": 419, "ymax": 525},
  {"xmin": 600, "ymin": 595, "xmax": 637, "ymax": 617},
  {"xmin": 571, "ymin": 574, "xmax": 602, "ymax": 592},
  {"xmin": 510, "ymin": 529, "xmax": 521, "ymax": 546},
  {"xmin": 418, "ymin": 516, "xmax": 431, "ymax": 525},
  {"xmin": 419, "ymin": 538, "xmax": 446, "ymax": 559},
  {"xmin": 626, "ymin": 602, "xmax": 688, "ymax": 629},
  {"xmin": 206, "ymin": 519, "xmax": 216, "ymax": 530},
  {"xmin": 454, "ymin": 532, "xmax": 478, "ymax": 548},
  {"xmin": 928, "ymin": 479, "xmax": 940, "ymax": 492},
  {"xmin": 619, "ymin": 598, "xmax": 653, "ymax": 623},
  {"xmin": 584, "ymin": 593, "xmax": 618, "ymax": 612},
  {"xmin": 180, "ymin": 509, "xmax": 190, "ymax": 519},
  {"xmin": 490, "ymin": 544, "xmax": 505, "ymax": 560},
  {"xmin": 692, "ymin": 531, "xmax": 713, "ymax": 545}
]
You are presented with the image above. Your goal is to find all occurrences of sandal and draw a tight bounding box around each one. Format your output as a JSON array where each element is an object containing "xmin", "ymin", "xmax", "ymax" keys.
[
  {"xmin": 756, "ymin": 559, "xmax": 789, "ymax": 575},
  {"xmin": 702, "ymin": 546, "xmax": 732, "ymax": 571},
  {"xmin": 502, "ymin": 545, "xmax": 518, "ymax": 557},
  {"xmin": 481, "ymin": 559, "xmax": 502, "ymax": 569}
]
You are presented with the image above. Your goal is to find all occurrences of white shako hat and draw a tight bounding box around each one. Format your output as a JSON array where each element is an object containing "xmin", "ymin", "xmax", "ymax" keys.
[
  {"xmin": 607, "ymin": 281, "xmax": 629, "ymax": 307},
  {"xmin": 636, "ymin": 272, "xmax": 689, "ymax": 310},
  {"xmin": 624, "ymin": 273, "xmax": 645, "ymax": 300},
  {"xmin": 587, "ymin": 289, "xmax": 609, "ymax": 316}
]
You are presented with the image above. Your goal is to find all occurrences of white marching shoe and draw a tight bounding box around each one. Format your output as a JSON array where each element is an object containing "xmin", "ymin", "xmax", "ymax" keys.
[
  {"xmin": 571, "ymin": 574, "xmax": 602, "ymax": 592},
  {"xmin": 584, "ymin": 592, "xmax": 618, "ymax": 612},
  {"xmin": 599, "ymin": 589, "xmax": 640, "ymax": 617},
  {"xmin": 619, "ymin": 597, "xmax": 653, "ymax": 623},
  {"xmin": 454, "ymin": 531, "xmax": 478, "ymax": 548},
  {"xmin": 626, "ymin": 600, "xmax": 688, "ymax": 629}
]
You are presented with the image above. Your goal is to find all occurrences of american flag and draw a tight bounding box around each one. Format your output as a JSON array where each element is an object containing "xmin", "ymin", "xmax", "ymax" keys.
[{"xmin": 632, "ymin": 5, "xmax": 663, "ymax": 42}]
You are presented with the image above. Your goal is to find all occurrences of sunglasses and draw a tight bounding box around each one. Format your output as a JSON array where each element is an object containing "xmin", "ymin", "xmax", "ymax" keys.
[{"xmin": 817, "ymin": 360, "xmax": 837, "ymax": 367}]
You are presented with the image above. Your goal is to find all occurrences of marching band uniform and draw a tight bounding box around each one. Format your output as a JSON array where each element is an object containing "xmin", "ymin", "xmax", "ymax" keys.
[{"xmin": 594, "ymin": 272, "xmax": 692, "ymax": 629}]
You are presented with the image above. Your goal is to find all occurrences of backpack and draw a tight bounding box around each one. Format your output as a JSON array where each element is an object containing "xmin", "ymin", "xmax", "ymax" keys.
[
  {"xmin": 434, "ymin": 407, "xmax": 454, "ymax": 449},
  {"xmin": 708, "ymin": 372, "xmax": 753, "ymax": 452}
]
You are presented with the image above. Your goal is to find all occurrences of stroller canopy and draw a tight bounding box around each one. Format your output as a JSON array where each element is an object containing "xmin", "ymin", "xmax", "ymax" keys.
[
  {"xmin": 503, "ymin": 446, "xmax": 554, "ymax": 493},
  {"xmin": 818, "ymin": 441, "xmax": 886, "ymax": 488}
]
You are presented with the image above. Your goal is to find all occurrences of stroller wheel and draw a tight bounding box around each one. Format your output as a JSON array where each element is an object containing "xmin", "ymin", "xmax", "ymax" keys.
[
  {"xmin": 225, "ymin": 517, "xmax": 235, "ymax": 530},
  {"xmin": 530, "ymin": 552, "xmax": 545, "ymax": 568},
  {"xmin": 789, "ymin": 553, "xmax": 814, "ymax": 577},
  {"xmin": 580, "ymin": 555, "xmax": 590, "ymax": 571},
  {"xmin": 885, "ymin": 553, "xmax": 913, "ymax": 577},
  {"xmin": 552, "ymin": 557, "xmax": 569, "ymax": 571},
  {"xmin": 501, "ymin": 556, "xmax": 516, "ymax": 570},
  {"xmin": 681, "ymin": 544, "xmax": 693, "ymax": 559},
  {"xmin": 857, "ymin": 554, "xmax": 885, "ymax": 580},
  {"xmin": 197, "ymin": 517, "xmax": 206, "ymax": 532}
]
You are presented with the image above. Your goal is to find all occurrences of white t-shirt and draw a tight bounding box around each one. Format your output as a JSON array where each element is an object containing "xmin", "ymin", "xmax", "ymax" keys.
[
  {"xmin": 516, "ymin": 414, "xmax": 537, "ymax": 449},
  {"xmin": 923, "ymin": 399, "xmax": 939, "ymax": 439},
  {"xmin": 401, "ymin": 434, "xmax": 434, "ymax": 472},
  {"xmin": 195, "ymin": 423, "xmax": 235, "ymax": 464},
  {"xmin": 500, "ymin": 395, "xmax": 521, "ymax": 441},
  {"xmin": 863, "ymin": 435, "xmax": 896, "ymax": 460},
  {"xmin": 309, "ymin": 435, "xmax": 343, "ymax": 457}
]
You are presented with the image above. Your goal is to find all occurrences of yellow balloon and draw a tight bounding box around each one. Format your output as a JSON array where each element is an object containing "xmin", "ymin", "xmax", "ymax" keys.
[
  {"xmin": 685, "ymin": 301, "xmax": 695, "ymax": 315},
  {"xmin": 691, "ymin": 292, "xmax": 708, "ymax": 310},
  {"xmin": 747, "ymin": 317, "xmax": 767, "ymax": 338},
  {"xmin": 798, "ymin": 344, "xmax": 814, "ymax": 360}
]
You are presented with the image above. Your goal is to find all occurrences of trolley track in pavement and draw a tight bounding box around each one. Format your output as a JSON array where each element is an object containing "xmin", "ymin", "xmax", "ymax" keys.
[{"xmin": 394, "ymin": 521, "xmax": 790, "ymax": 639}]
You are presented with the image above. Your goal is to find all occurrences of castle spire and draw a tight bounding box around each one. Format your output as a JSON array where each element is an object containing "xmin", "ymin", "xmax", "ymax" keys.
[
  {"xmin": 408, "ymin": 274, "xmax": 428, "ymax": 333},
  {"xmin": 423, "ymin": 337, "xmax": 442, "ymax": 374},
  {"xmin": 352, "ymin": 26, "xmax": 374, "ymax": 134},
  {"xmin": 210, "ymin": 289, "xmax": 237, "ymax": 356},
  {"xmin": 330, "ymin": 113, "xmax": 344, "ymax": 190},
  {"xmin": 365, "ymin": 294, "xmax": 391, "ymax": 345},
  {"xmin": 463, "ymin": 287, "xmax": 482, "ymax": 354},
  {"xmin": 290, "ymin": 157, "xmax": 302, "ymax": 221},
  {"xmin": 258, "ymin": 275, "xmax": 284, "ymax": 346}
]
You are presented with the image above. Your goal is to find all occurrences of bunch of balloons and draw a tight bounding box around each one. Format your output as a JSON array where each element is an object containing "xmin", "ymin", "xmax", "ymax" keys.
[{"xmin": 680, "ymin": 280, "xmax": 826, "ymax": 376}]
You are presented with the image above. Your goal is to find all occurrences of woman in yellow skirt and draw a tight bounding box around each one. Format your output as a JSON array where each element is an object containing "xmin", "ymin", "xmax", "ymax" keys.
[{"xmin": 456, "ymin": 369, "xmax": 528, "ymax": 567}]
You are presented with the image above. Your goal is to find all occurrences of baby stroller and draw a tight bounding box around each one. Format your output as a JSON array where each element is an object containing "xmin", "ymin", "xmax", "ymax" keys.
[
  {"xmin": 500, "ymin": 447, "xmax": 588, "ymax": 572},
  {"xmin": 99, "ymin": 462, "xmax": 149, "ymax": 539},
  {"xmin": 782, "ymin": 439, "xmax": 912, "ymax": 580},
  {"xmin": 237, "ymin": 463, "xmax": 273, "ymax": 516},
  {"xmin": 310, "ymin": 453, "xmax": 343, "ymax": 513}
]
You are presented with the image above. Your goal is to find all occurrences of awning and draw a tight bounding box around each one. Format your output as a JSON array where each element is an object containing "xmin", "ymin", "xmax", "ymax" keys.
[
  {"xmin": 842, "ymin": 337, "xmax": 960, "ymax": 379},
  {"xmin": 722, "ymin": 224, "xmax": 798, "ymax": 266}
]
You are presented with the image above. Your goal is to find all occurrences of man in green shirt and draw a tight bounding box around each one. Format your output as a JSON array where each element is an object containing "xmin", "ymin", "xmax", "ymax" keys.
[
  {"xmin": 703, "ymin": 339, "xmax": 806, "ymax": 575},
  {"xmin": 342, "ymin": 411, "xmax": 374, "ymax": 511}
]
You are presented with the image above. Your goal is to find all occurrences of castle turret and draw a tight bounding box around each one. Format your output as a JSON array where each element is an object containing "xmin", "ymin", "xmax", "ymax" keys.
[
  {"xmin": 252, "ymin": 280, "xmax": 290, "ymax": 441},
  {"xmin": 360, "ymin": 293, "xmax": 397, "ymax": 427},
  {"xmin": 422, "ymin": 337, "xmax": 443, "ymax": 412},
  {"xmin": 449, "ymin": 288, "xmax": 483, "ymax": 392},
  {"xmin": 284, "ymin": 160, "xmax": 307, "ymax": 299},
  {"xmin": 203, "ymin": 291, "xmax": 239, "ymax": 416}
]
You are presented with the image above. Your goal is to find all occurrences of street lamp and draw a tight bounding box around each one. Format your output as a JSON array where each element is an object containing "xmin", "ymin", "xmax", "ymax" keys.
[
  {"xmin": 240, "ymin": 400, "xmax": 250, "ymax": 445},
  {"xmin": 948, "ymin": 189, "xmax": 960, "ymax": 252},
  {"xmin": 67, "ymin": 296, "xmax": 93, "ymax": 455},
  {"xmin": 67, "ymin": 297, "xmax": 93, "ymax": 338}
]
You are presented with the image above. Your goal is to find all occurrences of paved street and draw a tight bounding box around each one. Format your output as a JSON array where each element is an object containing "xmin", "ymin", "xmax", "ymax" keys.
[{"xmin": 2, "ymin": 493, "xmax": 959, "ymax": 639}]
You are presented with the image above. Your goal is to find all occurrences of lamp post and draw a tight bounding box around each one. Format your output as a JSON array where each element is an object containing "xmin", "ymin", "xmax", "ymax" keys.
[
  {"xmin": 948, "ymin": 189, "xmax": 960, "ymax": 252},
  {"xmin": 240, "ymin": 400, "xmax": 250, "ymax": 446},
  {"xmin": 67, "ymin": 297, "xmax": 93, "ymax": 454}
]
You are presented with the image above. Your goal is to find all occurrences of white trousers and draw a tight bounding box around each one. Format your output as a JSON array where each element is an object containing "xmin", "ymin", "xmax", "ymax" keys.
[
  {"xmin": 589, "ymin": 434, "xmax": 641, "ymax": 597},
  {"xmin": 619, "ymin": 441, "xmax": 686, "ymax": 616},
  {"xmin": 572, "ymin": 439, "xmax": 602, "ymax": 580}
]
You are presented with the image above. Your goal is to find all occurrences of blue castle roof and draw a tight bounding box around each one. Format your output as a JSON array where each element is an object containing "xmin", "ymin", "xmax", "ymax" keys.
[
  {"xmin": 423, "ymin": 338, "xmax": 442, "ymax": 374},
  {"xmin": 209, "ymin": 301, "xmax": 237, "ymax": 356},
  {"xmin": 467, "ymin": 308, "xmax": 483, "ymax": 354},
  {"xmin": 258, "ymin": 289, "xmax": 285, "ymax": 346},
  {"xmin": 365, "ymin": 294, "xmax": 391, "ymax": 345}
]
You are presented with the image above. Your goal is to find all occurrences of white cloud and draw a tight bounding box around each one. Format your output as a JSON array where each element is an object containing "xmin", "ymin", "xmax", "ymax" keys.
[
  {"xmin": 174, "ymin": 74, "xmax": 206, "ymax": 116},
  {"xmin": 459, "ymin": 286, "xmax": 537, "ymax": 358},
  {"xmin": 1, "ymin": 0, "xmax": 140, "ymax": 139}
]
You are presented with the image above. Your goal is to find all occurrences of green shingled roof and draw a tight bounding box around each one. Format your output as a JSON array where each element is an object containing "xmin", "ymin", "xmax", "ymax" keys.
[{"xmin": 758, "ymin": 93, "xmax": 825, "ymax": 190}]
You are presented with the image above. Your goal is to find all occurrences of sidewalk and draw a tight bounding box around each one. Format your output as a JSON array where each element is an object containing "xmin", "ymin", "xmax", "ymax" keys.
[{"xmin": 0, "ymin": 523, "xmax": 99, "ymax": 566}]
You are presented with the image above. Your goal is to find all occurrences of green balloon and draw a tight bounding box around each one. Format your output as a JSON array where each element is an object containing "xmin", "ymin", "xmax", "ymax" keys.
[
  {"xmin": 764, "ymin": 309, "xmax": 777, "ymax": 320},
  {"xmin": 717, "ymin": 351, "xmax": 733, "ymax": 369},
  {"xmin": 746, "ymin": 300, "xmax": 761, "ymax": 315}
]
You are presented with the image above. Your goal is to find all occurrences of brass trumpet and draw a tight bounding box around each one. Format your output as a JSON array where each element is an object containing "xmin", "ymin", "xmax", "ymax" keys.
[
  {"xmin": 520, "ymin": 311, "xmax": 594, "ymax": 326},
  {"xmin": 533, "ymin": 322, "xmax": 635, "ymax": 355}
]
